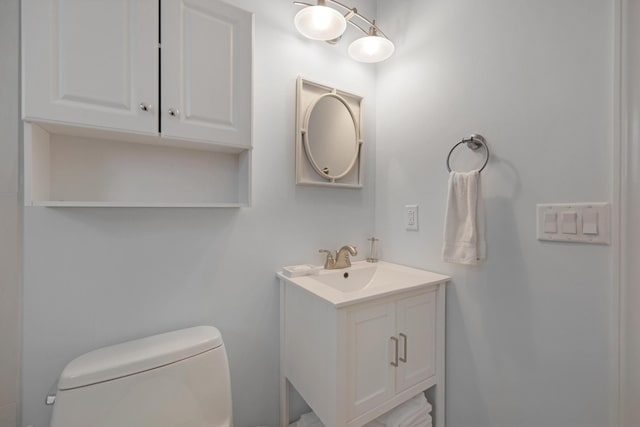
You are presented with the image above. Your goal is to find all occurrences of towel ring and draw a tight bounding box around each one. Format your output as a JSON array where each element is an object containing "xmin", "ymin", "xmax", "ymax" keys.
[{"xmin": 446, "ymin": 134, "xmax": 490, "ymax": 173}]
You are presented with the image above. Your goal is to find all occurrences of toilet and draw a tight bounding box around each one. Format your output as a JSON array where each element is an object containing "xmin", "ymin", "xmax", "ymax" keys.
[{"xmin": 48, "ymin": 326, "xmax": 232, "ymax": 427}]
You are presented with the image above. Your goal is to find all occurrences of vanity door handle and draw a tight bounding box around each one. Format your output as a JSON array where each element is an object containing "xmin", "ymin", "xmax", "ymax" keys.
[
  {"xmin": 390, "ymin": 336, "xmax": 399, "ymax": 367},
  {"xmin": 139, "ymin": 102, "xmax": 152, "ymax": 112},
  {"xmin": 399, "ymin": 333, "xmax": 407, "ymax": 363},
  {"xmin": 168, "ymin": 108, "xmax": 180, "ymax": 117}
]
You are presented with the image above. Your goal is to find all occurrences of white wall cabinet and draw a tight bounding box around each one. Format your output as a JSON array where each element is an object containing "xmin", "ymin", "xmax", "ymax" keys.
[
  {"xmin": 280, "ymin": 282, "xmax": 446, "ymax": 427},
  {"xmin": 22, "ymin": 0, "xmax": 253, "ymax": 207}
]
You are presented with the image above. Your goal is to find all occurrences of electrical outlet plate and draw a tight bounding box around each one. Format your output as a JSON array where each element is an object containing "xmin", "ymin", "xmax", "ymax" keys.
[{"xmin": 405, "ymin": 204, "xmax": 418, "ymax": 231}]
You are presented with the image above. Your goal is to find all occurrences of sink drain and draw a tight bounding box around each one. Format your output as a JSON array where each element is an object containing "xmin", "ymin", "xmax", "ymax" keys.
[{"xmin": 343, "ymin": 272, "xmax": 349, "ymax": 279}]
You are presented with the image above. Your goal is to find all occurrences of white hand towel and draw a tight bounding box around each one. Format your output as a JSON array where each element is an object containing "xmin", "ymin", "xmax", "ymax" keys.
[{"xmin": 442, "ymin": 170, "xmax": 486, "ymax": 265}]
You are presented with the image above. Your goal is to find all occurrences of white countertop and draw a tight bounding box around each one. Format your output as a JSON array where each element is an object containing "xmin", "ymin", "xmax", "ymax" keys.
[{"xmin": 277, "ymin": 261, "xmax": 450, "ymax": 307}]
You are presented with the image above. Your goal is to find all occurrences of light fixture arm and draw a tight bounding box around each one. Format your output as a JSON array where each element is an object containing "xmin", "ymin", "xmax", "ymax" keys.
[{"xmin": 292, "ymin": 0, "xmax": 390, "ymax": 39}]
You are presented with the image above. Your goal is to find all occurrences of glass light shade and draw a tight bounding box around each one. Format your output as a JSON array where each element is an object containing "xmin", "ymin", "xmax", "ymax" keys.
[
  {"xmin": 294, "ymin": 5, "xmax": 347, "ymax": 41},
  {"xmin": 348, "ymin": 35, "xmax": 395, "ymax": 63}
]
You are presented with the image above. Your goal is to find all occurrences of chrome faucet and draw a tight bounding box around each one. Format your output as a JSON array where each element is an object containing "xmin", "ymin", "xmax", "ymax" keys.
[{"xmin": 319, "ymin": 245, "xmax": 358, "ymax": 269}]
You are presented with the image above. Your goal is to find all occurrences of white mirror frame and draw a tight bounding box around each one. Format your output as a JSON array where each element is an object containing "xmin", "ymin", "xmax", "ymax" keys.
[{"xmin": 295, "ymin": 77, "xmax": 364, "ymax": 188}]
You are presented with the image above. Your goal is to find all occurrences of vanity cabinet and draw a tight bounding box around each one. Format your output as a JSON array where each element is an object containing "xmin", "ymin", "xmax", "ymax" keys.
[
  {"xmin": 280, "ymin": 277, "xmax": 446, "ymax": 427},
  {"xmin": 21, "ymin": 0, "xmax": 253, "ymax": 207}
]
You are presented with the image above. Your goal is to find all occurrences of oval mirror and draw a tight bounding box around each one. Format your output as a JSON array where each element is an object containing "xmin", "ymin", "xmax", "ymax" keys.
[{"xmin": 303, "ymin": 94, "xmax": 359, "ymax": 180}]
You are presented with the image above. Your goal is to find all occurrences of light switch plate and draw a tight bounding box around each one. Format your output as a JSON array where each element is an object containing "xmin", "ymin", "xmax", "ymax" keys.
[{"xmin": 537, "ymin": 203, "xmax": 610, "ymax": 244}]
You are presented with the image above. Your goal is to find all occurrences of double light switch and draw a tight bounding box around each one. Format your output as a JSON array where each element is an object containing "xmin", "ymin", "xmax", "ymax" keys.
[{"xmin": 537, "ymin": 203, "xmax": 609, "ymax": 244}]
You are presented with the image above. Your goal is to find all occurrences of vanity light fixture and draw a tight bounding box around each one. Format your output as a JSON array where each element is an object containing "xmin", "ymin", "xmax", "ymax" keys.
[
  {"xmin": 294, "ymin": 1, "xmax": 347, "ymax": 41},
  {"xmin": 293, "ymin": 0, "xmax": 395, "ymax": 63},
  {"xmin": 348, "ymin": 26, "xmax": 395, "ymax": 63}
]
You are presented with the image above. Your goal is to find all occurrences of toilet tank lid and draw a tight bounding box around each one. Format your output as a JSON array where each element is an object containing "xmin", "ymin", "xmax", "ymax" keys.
[{"xmin": 58, "ymin": 326, "xmax": 223, "ymax": 390}]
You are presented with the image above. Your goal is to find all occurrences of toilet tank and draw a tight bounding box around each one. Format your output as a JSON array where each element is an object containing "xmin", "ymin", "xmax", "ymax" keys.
[{"xmin": 50, "ymin": 326, "xmax": 232, "ymax": 427}]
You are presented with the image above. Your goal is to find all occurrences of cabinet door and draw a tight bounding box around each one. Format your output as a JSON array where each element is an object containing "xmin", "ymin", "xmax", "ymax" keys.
[
  {"xmin": 346, "ymin": 301, "xmax": 396, "ymax": 419},
  {"xmin": 395, "ymin": 291, "xmax": 437, "ymax": 393},
  {"xmin": 22, "ymin": 0, "xmax": 158, "ymax": 134},
  {"xmin": 161, "ymin": 0, "xmax": 252, "ymax": 147}
]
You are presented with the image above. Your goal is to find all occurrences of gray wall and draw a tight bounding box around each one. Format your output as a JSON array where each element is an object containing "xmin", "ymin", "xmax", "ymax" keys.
[
  {"xmin": 375, "ymin": 1, "xmax": 613, "ymax": 426},
  {"xmin": 0, "ymin": 0, "xmax": 21, "ymax": 426},
  {"xmin": 20, "ymin": 1, "xmax": 377, "ymax": 426}
]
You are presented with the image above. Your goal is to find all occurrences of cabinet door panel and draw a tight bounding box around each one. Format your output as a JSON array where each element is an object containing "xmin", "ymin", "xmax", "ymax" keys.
[
  {"xmin": 22, "ymin": 0, "xmax": 158, "ymax": 133},
  {"xmin": 395, "ymin": 291, "xmax": 437, "ymax": 393},
  {"xmin": 161, "ymin": 0, "xmax": 252, "ymax": 147},
  {"xmin": 346, "ymin": 302, "xmax": 396, "ymax": 419}
]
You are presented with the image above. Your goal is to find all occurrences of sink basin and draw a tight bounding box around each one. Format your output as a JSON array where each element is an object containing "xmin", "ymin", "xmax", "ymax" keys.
[
  {"xmin": 278, "ymin": 261, "xmax": 450, "ymax": 307},
  {"xmin": 310, "ymin": 263, "xmax": 378, "ymax": 293}
]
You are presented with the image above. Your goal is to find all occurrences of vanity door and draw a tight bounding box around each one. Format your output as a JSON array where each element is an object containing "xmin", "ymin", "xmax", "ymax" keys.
[
  {"xmin": 395, "ymin": 291, "xmax": 437, "ymax": 393},
  {"xmin": 345, "ymin": 301, "xmax": 396, "ymax": 419}
]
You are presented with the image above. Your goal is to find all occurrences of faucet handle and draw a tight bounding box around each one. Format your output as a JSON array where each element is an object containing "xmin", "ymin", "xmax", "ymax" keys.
[{"xmin": 319, "ymin": 249, "xmax": 335, "ymax": 269}]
